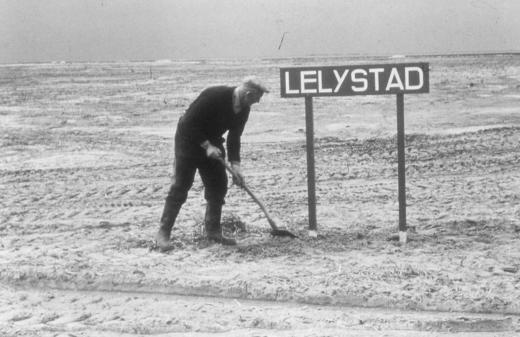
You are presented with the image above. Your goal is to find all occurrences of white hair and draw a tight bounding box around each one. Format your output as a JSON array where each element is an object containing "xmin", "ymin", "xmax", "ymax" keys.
[{"xmin": 241, "ymin": 76, "xmax": 269, "ymax": 94}]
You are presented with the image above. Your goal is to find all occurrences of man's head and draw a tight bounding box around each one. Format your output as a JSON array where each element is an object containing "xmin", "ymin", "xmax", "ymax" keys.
[{"xmin": 238, "ymin": 76, "xmax": 269, "ymax": 107}]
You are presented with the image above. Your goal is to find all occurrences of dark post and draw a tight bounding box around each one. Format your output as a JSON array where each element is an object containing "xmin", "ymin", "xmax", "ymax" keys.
[
  {"xmin": 396, "ymin": 93, "xmax": 407, "ymax": 239},
  {"xmin": 305, "ymin": 95, "xmax": 317, "ymax": 232}
]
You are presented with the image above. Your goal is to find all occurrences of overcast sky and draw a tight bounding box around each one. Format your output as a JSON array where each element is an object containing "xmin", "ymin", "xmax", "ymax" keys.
[{"xmin": 1, "ymin": 0, "xmax": 519, "ymax": 63}]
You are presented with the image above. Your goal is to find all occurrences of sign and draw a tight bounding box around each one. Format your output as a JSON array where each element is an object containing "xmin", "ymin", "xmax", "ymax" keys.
[
  {"xmin": 280, "ymin": 62, "xmax": 430, "ymax": 243},
  {"xmin": 280, "ymin": 63, "xmax": 429, "ymax": 97}
]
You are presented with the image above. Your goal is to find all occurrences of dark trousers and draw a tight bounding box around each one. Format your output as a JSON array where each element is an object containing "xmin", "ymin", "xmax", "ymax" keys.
[{"xmin": 164, "ymin": 155, "xmax": 228, "ymax": 211}]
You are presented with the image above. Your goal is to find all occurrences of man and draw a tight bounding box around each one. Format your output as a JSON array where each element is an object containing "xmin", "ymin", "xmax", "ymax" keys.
[{"xmin": 156, "ymin": 77, "xmax": 268, "ymax": 251}]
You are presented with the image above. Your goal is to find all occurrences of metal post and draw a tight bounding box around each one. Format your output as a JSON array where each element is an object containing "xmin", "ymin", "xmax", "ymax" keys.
[
  {"xmin": 305, "ymin": 95, "xmax": 318, "ymax": 235},
  {"xmin": 396, "ymin": 93, "xmax": 407, "ymax": 243}
]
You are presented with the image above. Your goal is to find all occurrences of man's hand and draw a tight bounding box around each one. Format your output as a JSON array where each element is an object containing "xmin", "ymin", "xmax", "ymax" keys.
[
  {"xmin": 230, "ymin": 161, "xmax": 245, "ymax": 187},
  {"xmin": 200, "ymin": 140, "xmax": 222, "ymax": 159}
]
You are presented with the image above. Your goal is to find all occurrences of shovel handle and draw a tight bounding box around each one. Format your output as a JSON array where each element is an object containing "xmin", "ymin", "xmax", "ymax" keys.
[{"xmin": 215, "ymin": 157, "xmax": 278, "ymax": 231}]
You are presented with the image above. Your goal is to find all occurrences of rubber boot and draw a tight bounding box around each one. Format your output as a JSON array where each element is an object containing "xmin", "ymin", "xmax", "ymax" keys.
[
  {"xmin": 205, "ymin": 202, "xmax": 236, "ymax": 246},
  {"xmin": 155, "ymin": 202, "xmax": 181, "ymax": 252}
]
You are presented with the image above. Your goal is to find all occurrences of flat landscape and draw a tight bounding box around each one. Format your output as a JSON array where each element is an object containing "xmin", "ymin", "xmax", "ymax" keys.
[{"xmin": 1, "ymin": 54, "xmax": 520, "ymax": 336}]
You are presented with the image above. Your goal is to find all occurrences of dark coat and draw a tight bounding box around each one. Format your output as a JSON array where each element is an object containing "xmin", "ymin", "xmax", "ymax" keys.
[{"xmin": 175, "ymin": 86, "xmax": 250, "ymax": 162}]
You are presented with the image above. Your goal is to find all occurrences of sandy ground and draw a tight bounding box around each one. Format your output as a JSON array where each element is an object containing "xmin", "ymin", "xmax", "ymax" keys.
[
  {"xmin": 0, "ymin": 285, "xmax": 517, "ymax": 337},
  {"xmin": 1, "ymin": 54, "xmax": 520, "ymax": 336}
]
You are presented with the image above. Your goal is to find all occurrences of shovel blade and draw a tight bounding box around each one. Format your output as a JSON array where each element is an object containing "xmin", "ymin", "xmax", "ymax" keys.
[{"xmin": 270, "ymin": 229, "xmax": 298, "ymax": 238}]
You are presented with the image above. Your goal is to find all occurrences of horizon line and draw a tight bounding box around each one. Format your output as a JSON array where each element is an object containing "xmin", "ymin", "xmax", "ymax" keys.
[{"xmin": 2, "ymin": 50, "xmax": 519, "ymax": 66}]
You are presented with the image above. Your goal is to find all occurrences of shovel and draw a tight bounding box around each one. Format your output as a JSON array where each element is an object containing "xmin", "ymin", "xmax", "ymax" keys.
[{"xmin": 216, "ymin": 157, "xmax": 297, "ymax": 238}]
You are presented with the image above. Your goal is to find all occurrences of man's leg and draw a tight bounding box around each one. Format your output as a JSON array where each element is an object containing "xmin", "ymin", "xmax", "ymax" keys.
[
  {"xmin": 198, "ymin": 157, "xmax": 236, "ymax": 245},
  {"xmin": 156, "ymin": 156, "xmax": 196, "ymax": 251}
]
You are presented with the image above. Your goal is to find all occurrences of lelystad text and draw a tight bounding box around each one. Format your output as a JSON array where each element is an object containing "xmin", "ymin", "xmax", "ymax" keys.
[{"xmin": 280, "ymin": 63, "xmax": 429, "ymax": 97}]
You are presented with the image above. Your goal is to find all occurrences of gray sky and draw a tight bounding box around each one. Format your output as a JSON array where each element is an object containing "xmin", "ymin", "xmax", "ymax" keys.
[{"xmin": 1, "ymin": 0, "xmax": 519, "ymax": 63}]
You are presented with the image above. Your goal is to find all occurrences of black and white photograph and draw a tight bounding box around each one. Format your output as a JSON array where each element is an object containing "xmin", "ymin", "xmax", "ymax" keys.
[{"xmin": 1, "ymin": 0, "xmax": 519, "ymax": 336}]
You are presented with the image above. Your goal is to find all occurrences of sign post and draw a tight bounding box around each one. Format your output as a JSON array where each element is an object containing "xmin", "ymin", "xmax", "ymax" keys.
[
  {"xmin": 305, "ymin": 95, "xmax": 318, "ymax": 235},
  {"xmin": 280, "ymin": 63, "xmax": 429, "ymax": 242},
  {"xmin": 396, "ymin": 93, "xmax": 407, "ymax": 243}
]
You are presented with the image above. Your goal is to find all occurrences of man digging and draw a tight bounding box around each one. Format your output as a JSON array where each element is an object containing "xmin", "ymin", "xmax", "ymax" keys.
[{"xmin": 156, "ymin": 77, "xmax": 269, "ymax": 251}]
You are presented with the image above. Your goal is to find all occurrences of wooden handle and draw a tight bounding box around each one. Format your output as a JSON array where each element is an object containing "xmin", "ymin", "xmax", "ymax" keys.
[{"xmin": 216, "ymin": 157, "xmax": 278, "ymax": 230}]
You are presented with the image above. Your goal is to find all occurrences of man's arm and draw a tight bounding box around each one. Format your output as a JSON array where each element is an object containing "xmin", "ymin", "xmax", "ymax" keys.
[
  {"xmin": 226, "ymin": 110, "xmax": 249, "ymax": 187},
  {"xmin": 226, "ymin": 110, "xmax": 250, "ymax": 162}
]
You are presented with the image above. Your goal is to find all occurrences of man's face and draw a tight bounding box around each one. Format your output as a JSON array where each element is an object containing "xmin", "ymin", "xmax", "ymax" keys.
[{"xmin": 242, "ymin": 90, "xmax": 263, "ymax": 107}]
